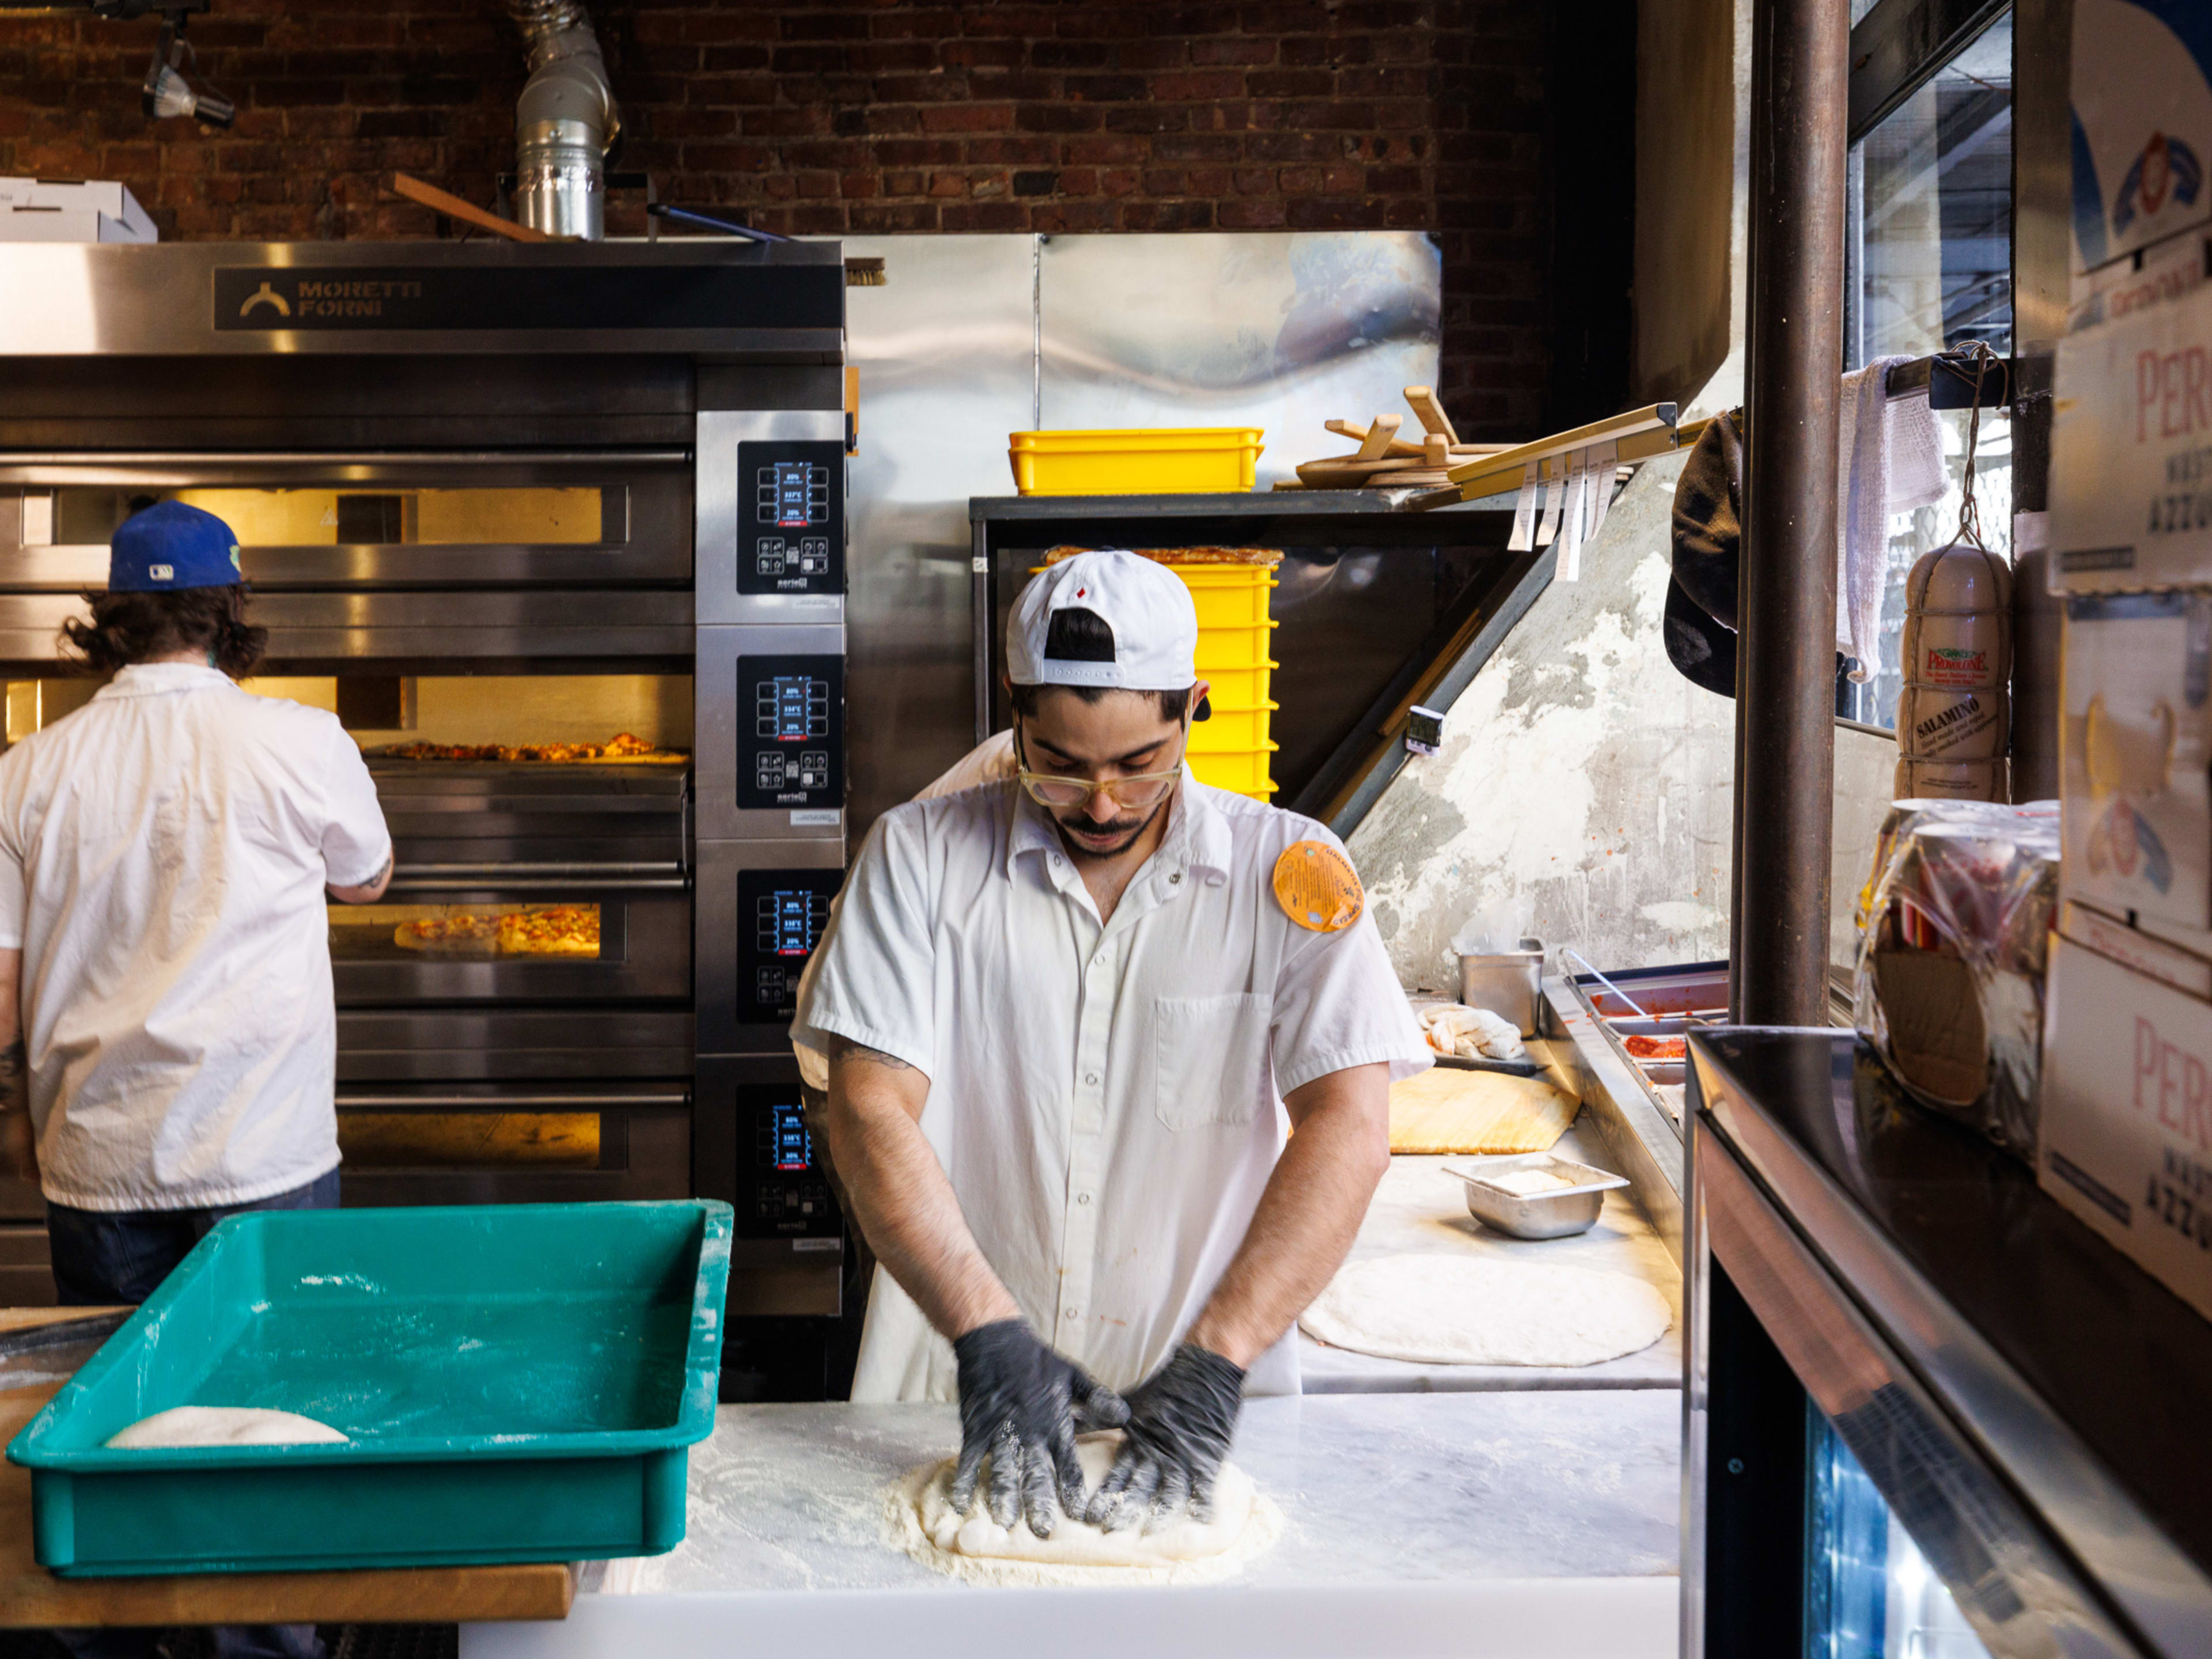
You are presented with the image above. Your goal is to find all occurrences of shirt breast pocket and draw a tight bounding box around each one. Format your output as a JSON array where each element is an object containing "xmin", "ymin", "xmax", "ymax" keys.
[{"xmin": 1154, "ymin": 992, "xmax": 1273, "ymax": 1132}]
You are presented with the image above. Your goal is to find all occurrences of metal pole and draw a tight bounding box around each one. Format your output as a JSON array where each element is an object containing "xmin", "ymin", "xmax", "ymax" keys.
[{"xmin": 1732, "ymin": 0, "xmax": 1850, "ymax": 1025}]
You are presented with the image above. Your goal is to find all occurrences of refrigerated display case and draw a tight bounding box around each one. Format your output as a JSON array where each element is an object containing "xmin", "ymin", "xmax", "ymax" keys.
[{"xmin": 1685, "ymin": 1029, "xmax": 2211, "ymax": 1659}]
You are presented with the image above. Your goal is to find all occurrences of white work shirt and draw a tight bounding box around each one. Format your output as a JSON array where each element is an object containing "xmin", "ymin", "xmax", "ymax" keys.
[
  {"xmin": 0, "ymin": 664, "xmax": 392, "ymax": 1212},
  {"xmin": 796, "ymin": 771, "xmax": 1429, "ymax": 1403}
]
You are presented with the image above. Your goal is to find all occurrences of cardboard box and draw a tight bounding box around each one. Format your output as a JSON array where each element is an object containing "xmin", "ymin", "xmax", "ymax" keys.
[
  {"xmin": 2051, "ymin": 282, "xmax": 2212, "ymax": 592},
  {"xmin": 0, "ymin": 177, "xmax": 154, "ymax": 244},
  {"xmin": 2063, "ymin": 897, "xmax": 2212, "ymax": 1000},
  {"xmin": 2040, "ymin": 931, "xmax": 2212, "ymax": 1325},
  {"xmin": 2066, "ymin": 0, "xmax": 2212, "ymax": 319},
  {"xmin": 2059, "ymin": 590, "xmax": 2212, "ymax": 928}
]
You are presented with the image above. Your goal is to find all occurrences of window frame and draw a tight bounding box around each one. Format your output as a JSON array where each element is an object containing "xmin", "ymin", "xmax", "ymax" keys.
[{"xmin": 1836, "ymin": 0, "xmax": 2018, "ymax": 732}]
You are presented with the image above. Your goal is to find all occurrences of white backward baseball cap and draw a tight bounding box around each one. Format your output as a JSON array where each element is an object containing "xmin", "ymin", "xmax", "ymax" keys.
[{"xmin": 1006, "ymin": 550, "xmax": 1199, "ymax": 690}]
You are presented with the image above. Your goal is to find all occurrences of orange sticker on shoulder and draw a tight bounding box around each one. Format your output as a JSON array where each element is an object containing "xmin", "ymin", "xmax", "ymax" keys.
[{"xmin": 1272, "ymin": 839, "xmax": 1363, "ymax": 933}]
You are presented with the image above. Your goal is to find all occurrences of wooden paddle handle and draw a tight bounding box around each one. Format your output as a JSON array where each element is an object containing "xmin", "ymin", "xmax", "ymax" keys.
[
  {"xmin": 390, "ymin": 173, "xmax": 549, "ymax": 243},
  {"xmin": 1404, "ymin": 385, "xmax": 1461, "ymax": 446}
]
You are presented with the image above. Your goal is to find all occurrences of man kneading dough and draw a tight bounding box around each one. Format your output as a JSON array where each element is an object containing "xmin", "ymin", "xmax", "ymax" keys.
[{"xmin": 796, "ymin": 551, "xmax": 1430, "ymax": 1541}]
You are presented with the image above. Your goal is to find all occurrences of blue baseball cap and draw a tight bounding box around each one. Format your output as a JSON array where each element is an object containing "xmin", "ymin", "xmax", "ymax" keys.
[{"xmin": 109, "ymin": 501, "xmax": 244, "ymax": 593}]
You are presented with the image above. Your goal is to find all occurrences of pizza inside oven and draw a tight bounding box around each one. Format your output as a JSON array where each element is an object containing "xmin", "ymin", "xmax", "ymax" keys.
[
  {"xmin": 497, "ymin": 904, "xmax": 600, "ymax": 957},
  {"xmin": 373, "ymin": 732, "xmax": 684, "ymax": 763},
  {"xmin": 392, "ymin": 905, "xmax": 599, "ymax": 957},
  {"xmin": 391, "ymin": 914, "xmax": 497, "ymax": 954}
]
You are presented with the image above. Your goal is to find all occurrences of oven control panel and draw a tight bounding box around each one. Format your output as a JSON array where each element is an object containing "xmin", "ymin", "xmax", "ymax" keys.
[
  {"xmin": 737, "ymin": 868, "xmax": 840, "ymax": 1022},
  {"xmin": 743, "ymin": 1094, "xmax": 842, "ymax": 1240},
  {"xmin": 737, "ymin": 654, "xmax": 844, "ymax": 810},
  {"xmin": 736, "ymin": 440, "xmax": 843, "ymax": 599}
]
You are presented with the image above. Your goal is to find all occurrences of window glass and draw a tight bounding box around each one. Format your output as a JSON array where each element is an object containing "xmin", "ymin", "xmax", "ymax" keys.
[
  {"xmin": 1844, "ymin": 12, "xmax": 2013, "ymax": 728},
  {"xmin": 336, "ymin": 1112, "xmax": 601, "ymax": 1169},
  {"xmin": 1805, "ymin": 1404, "xmax": 1994, "ymax": 1657},
  {"xmin": 328, "ymin": 902, "xmax": 602, "ymax": 961},
  {"xmin": 46, "ymin": 486, "xmax": 615, "ymax": 548}
]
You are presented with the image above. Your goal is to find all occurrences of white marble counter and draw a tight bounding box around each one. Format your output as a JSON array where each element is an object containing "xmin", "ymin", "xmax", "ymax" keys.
[
  {"xmin": 466, "ymin": 1379, "xmax": 1682, "ymax": 1657},
  {"xmin": 614, "ymin": 1389, "xmax": 1678, "ymax": 1595},
  {"xmin": 1298, "ymin": 1135, "xmax": 1684, "ymax": 1394}
]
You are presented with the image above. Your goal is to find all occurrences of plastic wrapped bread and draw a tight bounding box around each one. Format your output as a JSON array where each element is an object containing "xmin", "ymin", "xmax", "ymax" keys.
[{"xmin": 1852, "ymin": 797, "xmax": 2060, "ymax": 1161}]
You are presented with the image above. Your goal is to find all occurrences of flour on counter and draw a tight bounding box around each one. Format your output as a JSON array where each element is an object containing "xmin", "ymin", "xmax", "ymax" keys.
[
  {"xmin": 1301, "ymin": 1252, "xmax": 1671, "ymax": 1367},
  {"xmin": 886, "ymin": 1431, "xmax": 1283, "ymax": 1587}
]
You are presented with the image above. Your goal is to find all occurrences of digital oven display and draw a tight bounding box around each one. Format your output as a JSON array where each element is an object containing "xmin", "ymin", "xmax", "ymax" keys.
[
  {"xmin": 759, "ymin": 674, "xmax": 829, "ymax": 743},
  {"xmin": 737, "ymin": 440, "xmax": 843, "ymax": 598},
  {"xmin": 764, "ymin": 460, "xmax": 825, "ymax": 529},
  {"xmin": 736, "ymin": 655, "xmax": 843, "ymax": 811},
  {"xmin": 736, "ymin": 868, "xmax": 843, "ymax": 1022},
  {"xmin": 765, "ymin": 1099, "xmax": 813, "ymax": 1171}
]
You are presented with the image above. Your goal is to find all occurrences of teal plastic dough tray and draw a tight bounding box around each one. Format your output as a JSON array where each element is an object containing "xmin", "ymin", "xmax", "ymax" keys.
[{"xmin": 6, "ymin": 1199, "xmax": 732, "ymax": 1577}]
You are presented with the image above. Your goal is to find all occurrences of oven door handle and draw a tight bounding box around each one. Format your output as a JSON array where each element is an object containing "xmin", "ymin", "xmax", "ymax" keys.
[
  {"xmin": 336, "ymin": 1093, "xmax": 691, "ymax": 1109},
  {"xmin": 384, "ymin": 861, "xmax": 689, "ymax": 894}
]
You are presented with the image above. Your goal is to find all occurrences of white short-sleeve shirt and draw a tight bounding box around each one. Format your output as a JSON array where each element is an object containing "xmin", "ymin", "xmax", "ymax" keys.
[
  {"xmin": 794, "ymin": 771, "xmax": 1429, "ymax": 1402},
  {"xmin": 0, "ymin": 664, "xmax": 392, "ymax": 1212}
]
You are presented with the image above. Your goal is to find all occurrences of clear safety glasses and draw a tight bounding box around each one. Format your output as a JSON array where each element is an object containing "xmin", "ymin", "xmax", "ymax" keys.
[{"xmin": 1014, "ymin": 721, "xmax": 1187, "ymax": 810}]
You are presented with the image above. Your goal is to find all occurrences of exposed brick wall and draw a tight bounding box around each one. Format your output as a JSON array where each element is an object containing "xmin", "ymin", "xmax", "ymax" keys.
[{"xmin": 0, "ymin": 2, "xmax": 1559, "ymax": 437}]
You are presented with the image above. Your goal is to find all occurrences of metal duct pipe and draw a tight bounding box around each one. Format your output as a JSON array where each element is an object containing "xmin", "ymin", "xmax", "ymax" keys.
[
  {"xmin": 1731, "ymin": 0, "xmax": 1850, "ymax": 1025},
  {"xmin": 506, "ymin": 0, "xmax": 619, "ymax": 240}
]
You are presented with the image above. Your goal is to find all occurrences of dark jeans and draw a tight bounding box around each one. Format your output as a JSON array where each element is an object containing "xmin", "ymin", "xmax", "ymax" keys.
[
  {"xmin": 45, "ymin": 1168, "xmax": 340, "ymax": 1659},
  {"xmin": 47, "ymin": 1167, "xmax": 341, "ymax": 1307}
]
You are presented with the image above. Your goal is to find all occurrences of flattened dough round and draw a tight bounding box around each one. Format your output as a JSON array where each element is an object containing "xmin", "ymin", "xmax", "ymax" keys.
[
  {"xmin": 106, "ymin": 1406, "xmax": 349, "ymax": 1449},
  {"xmin": 1300, "ymin": 1252, "xmax": 1671, "ymax": 1367},
  {"xmin": 887, "ymin": 1431, "xmax": 1283, "ymax": 1587}
]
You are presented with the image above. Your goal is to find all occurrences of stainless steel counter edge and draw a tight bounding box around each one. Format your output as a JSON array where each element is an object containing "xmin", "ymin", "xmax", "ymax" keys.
[
  {"xmin": 1697, "ymin": 1046, "xmax": 2212, "ymax": 1659},
  {"xmin": 1543, "ymin": 976, "xmax": 1684, "ymax": 1268},
  {"xmin": 463, "ymin": 1578, "xmax": 1679, "ymax": 1659}
]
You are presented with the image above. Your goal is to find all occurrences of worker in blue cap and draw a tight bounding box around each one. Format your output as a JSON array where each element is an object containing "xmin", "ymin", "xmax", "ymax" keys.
[{"xmin": 0, "ymin": 501, "xmax": 391, "ymax": 1659}]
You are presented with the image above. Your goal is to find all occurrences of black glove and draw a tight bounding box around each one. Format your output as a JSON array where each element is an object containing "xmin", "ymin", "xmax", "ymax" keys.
[
  {"xmin": 1084, "ymin": 1342, "xmax": 1245, "ymax": 1533},
  {"xmin": 949, "ymin": 1318, "xmax": 1128, "ymax": 1538}
]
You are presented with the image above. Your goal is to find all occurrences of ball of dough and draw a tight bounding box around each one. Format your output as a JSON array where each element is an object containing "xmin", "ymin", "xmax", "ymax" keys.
[
  {"xmin": 887, "ymin": 1430, "xmax": 1284, "ymax": 1587},
  {"xmin": 105, "ymin": 1406, "xmax": 349, "ymax": 1449}
]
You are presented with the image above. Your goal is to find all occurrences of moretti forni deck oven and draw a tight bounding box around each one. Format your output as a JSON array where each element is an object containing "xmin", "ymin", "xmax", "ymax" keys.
[{"xmin": 0, "ymin": 242, "xmax": 856, "ymax": 1388}]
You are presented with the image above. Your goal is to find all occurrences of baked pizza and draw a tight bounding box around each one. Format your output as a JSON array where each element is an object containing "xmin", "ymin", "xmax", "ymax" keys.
[
  {"xmin": 496, "ymin": 905, "xmax": 600, "ymax": 957},
  {"xmin": 373, "ymin": 732, "xmax": 687, "ymax": 764},
  {"xmin": 392, "ymin": 914, "xmax": 497, "ymax": 953}
]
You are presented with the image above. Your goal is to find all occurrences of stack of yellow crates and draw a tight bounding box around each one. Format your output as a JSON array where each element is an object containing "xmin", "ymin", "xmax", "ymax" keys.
[
  {"xmin": 1040, "ymin": 547, "xmax": 1280, "ymax": 801},
  {"xmin": 1175, "ymin": 561, "xmax": 1279, "ymax": 800}
]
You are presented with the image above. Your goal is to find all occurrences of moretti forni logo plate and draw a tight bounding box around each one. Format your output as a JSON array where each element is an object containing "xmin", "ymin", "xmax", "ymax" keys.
[{"xmin": 213, "ymin": 264, "xmax": 843, "ymax": 333}]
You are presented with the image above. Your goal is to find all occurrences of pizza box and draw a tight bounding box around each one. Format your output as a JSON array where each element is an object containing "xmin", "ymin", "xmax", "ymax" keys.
[
  {"xmin": 2061, "ymin": 590, "xmax": 2212, "ymax": 934},
  {"xmin": 2054, "ymin": 281, "xmax": 2212, "ymax": 592},
  {"xmin": 2039, "ymin": 932, "xmax": 2212, "ymax": 1326}
]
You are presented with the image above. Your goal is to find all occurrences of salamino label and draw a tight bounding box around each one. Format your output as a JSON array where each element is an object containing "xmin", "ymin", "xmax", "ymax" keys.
[{"xmin": 1911, "ymin": 692, "xmax": 1998, "ymax": 755}]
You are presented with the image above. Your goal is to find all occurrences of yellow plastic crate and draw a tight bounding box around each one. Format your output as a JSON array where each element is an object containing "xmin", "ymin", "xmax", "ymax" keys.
[
  {"xmin": 1187, "ymin": 746, "xmax": 1279, "ymax": 797},
  {"xmin": 1196, "ymin": 621, "xmax": 1279, "ymax": 672},
  {"xmin": 1009, "ymin": 429, "xmax": 1266, "ymax": 495},
  {"xmin": 1188, "ymin": 702, "xmax": 1278, "ymax": 750},
  {"xmin": 1196, "ymin": 664, "xmax": 1276, "ymax": 707},
  {"xmin": 1179, "ymin": 566, "xmax": 1278, "ymax": 627},
  {"xmin": 1176, "ymin": 563, "xmax": 1277, "ymax": 796},
  {"xmin": 1017, "ymin": 552, "xmax": 1279, "ymax": 797}
]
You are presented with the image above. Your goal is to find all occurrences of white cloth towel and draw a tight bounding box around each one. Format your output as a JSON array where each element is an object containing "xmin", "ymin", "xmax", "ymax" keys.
[
  {"xmin": 1837, "ymin": 355, "xmax": 1949, "ymax": 680},
  {"xmin": 1417, "ymin": 1003, "xmax": 1527, "ymax": 1063}
]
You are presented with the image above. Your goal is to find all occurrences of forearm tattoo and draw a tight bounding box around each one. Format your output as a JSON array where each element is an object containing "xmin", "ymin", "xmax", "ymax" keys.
[{"xmin": 828, "ymin": 1033, "xmax": 915, "ymax": 1073}]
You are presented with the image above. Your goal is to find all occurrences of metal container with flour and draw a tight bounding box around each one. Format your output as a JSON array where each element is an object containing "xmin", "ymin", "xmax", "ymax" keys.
[{"xmin": 1445, "ymin": 1154, "xmax": 1628, "ymax": 1240}]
